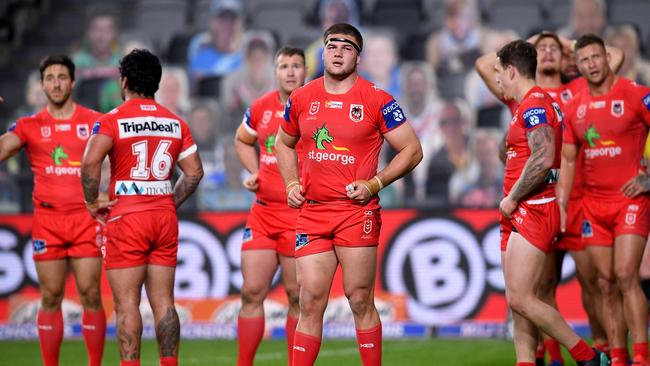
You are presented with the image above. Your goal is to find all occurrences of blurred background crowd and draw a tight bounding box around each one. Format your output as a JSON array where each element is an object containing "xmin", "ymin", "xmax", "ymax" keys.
[{"xmin": 0, "ymin": 0, "xmax": 647, "ymax": 212}]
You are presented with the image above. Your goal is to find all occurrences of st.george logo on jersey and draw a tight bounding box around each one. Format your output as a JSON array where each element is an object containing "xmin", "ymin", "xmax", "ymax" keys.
[
  {"xmin": 350, "ymin": 104, "xmax": 364, "ymax": 122},
  {"xmin": 77, "ymin": 124, "xmax": 89, "ymax": 139},
  {"xmin": 611, "ymin": 100, "xmax": 624, "ymax": 117}
]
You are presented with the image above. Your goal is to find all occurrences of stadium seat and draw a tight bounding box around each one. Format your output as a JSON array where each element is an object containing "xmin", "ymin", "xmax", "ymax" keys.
[
  {"xmin": 75, "ymin": 78, "xmax": 111, "ymax": 111},
  {"xmin": 400, "ymin": 29, "xmax": 430, "ymax": 61},
  {"xmin": 541, "ymin": 0, "xmax": 571, "ymax": 29},
  {"xmin": 249, "ymin": 1, "xmax": 306, "ymax": 39},
  {"xmin": 483, "ymin": 2, "xmax": 543, "ymax": 37},
  {"xmin": 610, "ymin": 0, "xmax": 650, "ymax": 45},
  {"xmin": 437, "ymin": 71, "xmax": 467, "ymax": 99},
  {"xmin": 196, "ymin": 75, "xmax": 222, "ymax": 97},
  {"xmin": 165, "ymin": 30, "xmax": 195, "ymax": 65},
  {"xmin": 135, "ymin": 0, "xmax": 188, "ymax": 51},
  {"xmin": 370, "ymin": 0, "xmax": 423, "ymax": 37}
]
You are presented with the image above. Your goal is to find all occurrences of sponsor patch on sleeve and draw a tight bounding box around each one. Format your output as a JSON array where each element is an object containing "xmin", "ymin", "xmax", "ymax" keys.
[
  {"xmin": 381, "ymin": 99, "xmax": 406, "ymax": 129},
  {"xmin": 643, "ymin": 92, "xmax": 650, "ymax": 112},
  {"xmin": 522, "ymin": 107, "xmax": 548, "ymax": 129},
  {"xmin": 243, "ymin": 107, "xmax": 252, "ymax": 128},
  {"xmin": 7, "ymin": 122, "xmax": 16, "ymax": 132},
  {"xmin": 91, "ymin": 121, "xmax": 101, "ymax": 135},
  {"xmin": 284, "ymin": 98, "xmax": 292, "ymax": 122}
]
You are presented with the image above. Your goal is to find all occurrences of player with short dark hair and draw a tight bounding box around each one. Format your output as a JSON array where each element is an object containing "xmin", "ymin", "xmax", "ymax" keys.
[
  {"xmin": 81, "ymin": 49, "xmax": 204, "ymax": 366},
  {"xmin": 494, "ymin": 39, "xmax": 607, "ymax": 366},
  {"xmin": 234, "ymin": 45, "xmax": 307, "ymax": 366},
  {"xmin": 0, "ymin": 55, "xmax": 106, "ymax": 366},
  {"xmin": 276, "ymin": 23, "xmax": 422, "ymax": 366},
  {"xmin": 559, "ymin": 34, "xmax": 650, "ymax": 366}
]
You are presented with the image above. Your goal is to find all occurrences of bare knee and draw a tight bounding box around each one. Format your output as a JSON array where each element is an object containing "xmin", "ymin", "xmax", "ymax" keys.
[
  {"xmin": 346, "ymin": 287, "xmax": 374, "ymax": 318},
  {"xmin": 299, "ymin": 288, "xmax": 328, "ymax": 318},
  {"xmin": 40, "ymin": 287, "xmax": 64, "ymax": 312},
  {"xmin": 285, "ymin": 285, "xmax": 300, "ymax": 309},
  {"xmin": 597, "ymin": 274, "xmax": 617, "ymax": 296},
  {"xmin": 240, "ymin": 282, "xmax": 268, "ymax": 307},
  {"xmin": 77, "ymin": 283, "xmax": 102, "ymax": 311},
  {"xmin": 615, "ymin": 267, "xmax": 638, "ymax": 293}
]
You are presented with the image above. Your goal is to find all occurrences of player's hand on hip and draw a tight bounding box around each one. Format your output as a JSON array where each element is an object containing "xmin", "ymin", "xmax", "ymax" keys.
[
  {"xmin": 347, "ymin": 179, "xmax": 378, "ymax": 205},
  {"xmin": 286, "ymin": 181, "xmax": 305, "ymax": 208},
  {"xmin": 499, "ymin": 196, "xmax": 517, "ymax": 219},
  {"xmin": 242, "ymin": 172, "xmax": 259, "ymax": 192},
  {"xmin": 621, "ymin": 172, "xmax": 650, "ymax": 198},
  {"xmin": 86, "ymin": 197, "xmax": 118, "ymax": 226}
]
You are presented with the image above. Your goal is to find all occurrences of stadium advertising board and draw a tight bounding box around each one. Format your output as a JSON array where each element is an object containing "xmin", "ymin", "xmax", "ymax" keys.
[{"xmin": 0, "ymin": 210, "xmax": 587, "ymax": 339}]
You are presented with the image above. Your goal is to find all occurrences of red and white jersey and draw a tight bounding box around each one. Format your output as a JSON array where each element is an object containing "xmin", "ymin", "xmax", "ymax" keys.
[
  {"xmin": 9, "ymin": 105, "xmax": 100, "ymax": 213},
  {"xmin": 242, "ymin": 90, "xmax": 291, "ymax": 204},
  {"xmin": 504, "ymin": 86, "xmax": 563, "ymax": 202},
  {"xmin": 92, "ymin": 98, "xmax": 197, "ymax": 216},
  {"xmin": 564, "ymin": 78, "xmax": 650, "ymax": 200},
  {"xmin": 282, "ymin": 76, "xmax": 407, "ymax": 206}
]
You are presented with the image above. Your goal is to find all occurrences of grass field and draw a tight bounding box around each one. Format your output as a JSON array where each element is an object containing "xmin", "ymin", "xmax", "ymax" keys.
[{"xmin": 0, "ymin": 338, "xmax": 530, "ymax": 365}]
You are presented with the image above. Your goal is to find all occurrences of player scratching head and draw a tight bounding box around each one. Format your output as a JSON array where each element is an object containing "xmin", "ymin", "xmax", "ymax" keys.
[
  {"xmin": 322, "ymin": 23, "xmax": 363, "ymax": 81},
  {"xmin": 118, "ymin": 48, "xmax": 162, "ymax": 101},
  {"xmin": 575, "ymin": 34, "xmax": 612, "ymax": 87},
  {"xmin": 39, "ymin": 55, "xmax": 76, "ymax": 108},
  {"xmin": 275, "ymin": 46, "xmax": 307, "ymax": 100},
  {"xmin": 494, "ymin": 40, "xmax": 537, "ymax": 103},
  {"xmin": 534, "ymin": 32, "xmax": 563, "ymax": 77}
]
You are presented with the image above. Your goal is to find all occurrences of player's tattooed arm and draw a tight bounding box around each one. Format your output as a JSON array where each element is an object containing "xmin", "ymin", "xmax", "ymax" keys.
[
  {"xmin": 621, "ymin": 172, "xmax": 650, "ymax": 198},
  {"xmin": 174, "ymin": 151, "xmax": 203, "ymax": 208},
  {"xmin": 81, "ymin": 174, "xmax": 100, "ymax": 203},
  {"xmin": 508, "ymin": 125, "xmax": 555, "ymax": 203}
]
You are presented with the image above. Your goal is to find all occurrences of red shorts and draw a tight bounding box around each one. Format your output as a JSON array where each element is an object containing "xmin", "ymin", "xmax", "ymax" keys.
[
  {"xmin": 294, "ymin": 202, "xmax": 381, "ymax": 257},
  {"xmin": 582, "ymin": 195, "xmax": 650, "ymax": 247},
  {"xmin": 102, "ymin": 209, "xmax": 178, "ymax": 269},
  {"xmin": 242, "ymin": 200, "xmax": 298, "ymax": 257},
  {"xmin": 556, "ymin": 199, "xmax": 585, "ymax": 251},
  {"xmin": 31, "ymin": 210, "xmax": 101, "ymax": 261},
  {"xmin": 500, "ymin": 199, "xmax": 560, "ymax": 254}
]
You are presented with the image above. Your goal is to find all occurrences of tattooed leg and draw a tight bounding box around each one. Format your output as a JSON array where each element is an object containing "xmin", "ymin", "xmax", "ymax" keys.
[
  {"xmin": 107, "ymin": 266, "xmax": 147, "ymax": 361},
  {"xmin": 145, "ymin": 264, "xmax": 180, "ymax": 358}
]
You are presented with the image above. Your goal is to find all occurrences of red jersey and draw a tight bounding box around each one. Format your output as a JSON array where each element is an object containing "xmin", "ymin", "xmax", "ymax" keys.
[
  {"xmin": 564, "ymin": 78, "xmax": 650, "ymax": 199},
  {"xmin": 504, "ymin": 86, "xmax": 563, "ymax": 202},
  {"xmin": 282, "ymin": 77, "xmax": 407, "ymax": 206},
  {"xmin": 243, "ymin": 90, "xmax": 290, "ymax": 204},
  {"xmin": 9, "ymin": 105, "xmax": 100, "ymax": 213},
  {"xmin": 92, "ymin": 98, "xmax": 197, "ymax": 216}
]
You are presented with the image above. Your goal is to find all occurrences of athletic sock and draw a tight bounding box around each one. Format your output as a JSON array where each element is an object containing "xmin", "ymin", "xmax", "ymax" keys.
[
  {"xmin": 569, "ymin": 339, "xmax": 596, "ymax": 361},
  {"xmin": 286, "ymin": 315, "xmax": 298, "ymax": 366},
  {"xmin": 356, "ymin": 323, "xmax": 382, "ymax": 366},
  {"xmin": 516, "ymin": 363, "xmax": 536, "ymax": 366},
  {"xmin": 594, "ymin": 341, "xmax": 610, "ymax": 357},
  {"xmin": 292, "ymin": 331, "xmax": 321, "ymax": 366},
  {"xmin": 611, "ymin": 347, "xmax": 629, "ymax": 365},
  {"xmin": 82, "ymin": 309, "xmax": 106, "ymax": 366},
  {"xmin": 160, "ymin": 356, "xmax": 178, "ymax": 366},
  {"xmin": 38, "ymin": 309, "xmax": 63, "ymax": 366},
  {"xmin": 544, "ymin": 339, "xmax": 564, "ymax": 365},
  {"xmin": 633, "ymin": 342, "xmax": 649, "ymax": 361},
  {"xmin": 120, "ymin": 361, "xmax": 140, "ymax": 366},
  {"xmin": 236, "ymin": 316, "xmax": 265, "ymax": 366},
  {"xmin": 536, "ymin": 342, "xmax": 546, "ymax": 359}
]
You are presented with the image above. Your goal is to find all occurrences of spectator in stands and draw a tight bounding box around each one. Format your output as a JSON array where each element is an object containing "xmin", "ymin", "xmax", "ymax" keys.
[
  {"xmin": 425, "ymin": 99, "xmax": 474, "ymax": 207},
  {"xmin": 187, "ymin": 0, "xmax": 244, "ymax": 85},
  {"xmin": 425, "ymin": 0, "xmax": 484, "ymax": 74},
  {"xmin": 456, "ymin": 128, "xmax": 503, "ymax": 208},
  {"xmin": 557, "ymin": 0, "xmax": 606, "ymax": 39},
  {"xmin": 156, "ymin": 66, "xmax": 191, "ymax": 118},
  {"xmin": 359, "ymin": 30, "xmax": 401, "ymax": 98},
  {"xmin": 397, "ymin": 62, "xmax": 443, "ymax": 203},
  {"xmin": 305, "ymin": 0, "xmax": 360, "ymax": 80},
  {"xmin": 220, "ymin": 31, "xmax": 276, "ymax": 133},
  {"xmin": 70, "ymin": 5, "xmax": 122, "ymax": 112},
  {"xmin": 605, "ymin": 25, "xmax": 650, "ymax": 86}
]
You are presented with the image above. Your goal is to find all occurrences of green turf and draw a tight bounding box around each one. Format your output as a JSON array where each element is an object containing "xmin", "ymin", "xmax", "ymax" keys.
[{"xmin": 0, "ymin": 338, "xmax": 524, "ymax": 365}]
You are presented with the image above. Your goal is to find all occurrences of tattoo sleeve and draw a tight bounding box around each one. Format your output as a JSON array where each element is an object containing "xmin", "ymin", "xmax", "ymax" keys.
[
  {"xmin": 81, "ymin": 171, "xmax": 100, "ymax": 203},
  {"xmin": 173, "ymin": 173, "xmax": 202, "ymax": 208},
  {"xmin": 508, "ymin": 125, "xmax": 554, "ymax": 203}
]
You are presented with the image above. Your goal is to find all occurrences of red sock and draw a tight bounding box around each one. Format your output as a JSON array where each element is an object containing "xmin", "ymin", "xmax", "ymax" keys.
[
  {"xmin": 633, "ymin": 343, "xmax": 648, "ymax": 360},
  {"xmin": 569, "ymin": 339, "xmax": 595, "ymax": 361},
  {"xmin": 237, "ymin": 316, "xmax": 265, "ymax": 366},
  {"xmin": 292, "ymin": 331, "xmax": 321, "ymax": 366},
  {"xmin": 535, "ymin": 342, "xmax": 546, "ymax": 359},
  {"xmin": 160, "ymin": 356, "xmax": 178, "ymax": 366},
  {"xmin": 611, "ymin": 347, "xmax": 629, "ymax": 364},
  {"xmin": 356, "ymin": 323, "xmax": 382, "ymax": 366},
  {"xmin": 38, "ymin": 309, "xmax": 63, "ymax": 366},
  {"xmin": 82, "ymin": 309, "xmax": 106, "ymax": 366},
  {"xmin": 594, "ymin": 341, "xmax": 610, "ymax": 357},
  {"xmin": 516, "ymin": 363, "xmax": 535, "ymax": 366},
  {"xmin": 544, "ymin": 339, "xmax": 564, "ymax": 364},
  {"xmin": 286, "ymin": 315, "xmax": 298, "ymax": 366},
  {"xmin": 120, "ymin": 361, "xmax": 140, "ymax": 366}
]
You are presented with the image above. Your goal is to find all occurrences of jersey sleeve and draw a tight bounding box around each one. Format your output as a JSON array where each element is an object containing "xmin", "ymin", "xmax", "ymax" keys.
[
  {"xmin": 562, "ymin": 101, "xmax": 578, "ymax": 145},
  {"xmin": 7, "ymin": 117, "xmax": 27, "ymax": 143},
  {"xmin": 637, "ymin": 84, "xmax": 650, "ymax": 127},
  {"xmin": 519, "ymin": 98, "xmax": 551, "ymax": 133},
  {"xmin": 376, "ymin": 91, "xmax": 407, "ymax": 134},
  {"xmin": 241, "ymin": 106, "xmax": 257, "ymax": 136},
  {"xmin": 282, "ymin": 95, "xmax": 301, "ymax": 137},
  {"xmin": 178, "ymin": 120, "xmax": 197, "ymax": 161},
  {"xmin": 91, "ymin": 115, "xmax": 116, "ymax": 140}
]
